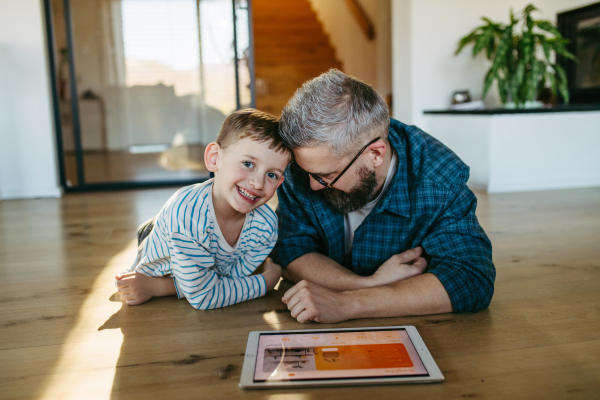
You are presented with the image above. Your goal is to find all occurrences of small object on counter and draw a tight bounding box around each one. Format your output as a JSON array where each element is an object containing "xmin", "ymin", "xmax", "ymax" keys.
[
  {"xmin": 452, "ymin": 90, "xmax": 472, "ymax": 104},
  {"xmin": 449, "ymin": 100, "xmax": 485, "ymax": 110}
]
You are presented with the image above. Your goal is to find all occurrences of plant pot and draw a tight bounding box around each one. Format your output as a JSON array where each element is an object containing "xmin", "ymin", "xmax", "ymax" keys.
[{"xmin": 503, "ymin": 100, "xmax": 544, "ymax": 109}]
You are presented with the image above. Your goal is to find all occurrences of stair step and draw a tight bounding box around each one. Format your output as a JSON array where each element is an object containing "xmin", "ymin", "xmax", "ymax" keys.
[
  {"xmin": 256, "ymin": 65, "xmax": 342, "ymax": 76},
  {"xmin": 254, "ymin": 36, "xmax": 331, "ymax": 46},
  {"xmin": 254, "ymin": 25, "xmax": 329, "ymax": 38},
  {"xmin": 252, "ymin": 17, "xmax": 323, "ymax": 27},
  {"xmin": 253, "ymin": 9, "xmax": 313, "ymax": 15},
  {"xmin": 256, "ymin": 46, "xmax": 336, "ymax": 56},
  {"xmin": 253, "ymin": 2, "xmax": 313, "ymax": 11}
]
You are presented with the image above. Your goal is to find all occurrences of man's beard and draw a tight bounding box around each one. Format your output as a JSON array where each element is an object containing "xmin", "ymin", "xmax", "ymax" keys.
[{"xmin": 322, "ymin": 166, "xmax": 378, "ymax": 213}]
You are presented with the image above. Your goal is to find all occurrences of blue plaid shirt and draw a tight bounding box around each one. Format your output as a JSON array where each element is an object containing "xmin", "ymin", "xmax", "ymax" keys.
[{"xmin": 272, "ymin": 119, "xmax": 495, "ymax": 313}]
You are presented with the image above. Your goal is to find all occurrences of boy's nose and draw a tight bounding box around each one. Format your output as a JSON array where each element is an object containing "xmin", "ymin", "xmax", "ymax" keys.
[{"xmin": 249, "ymin": 176, "xmax": 264, "ymax": 190}]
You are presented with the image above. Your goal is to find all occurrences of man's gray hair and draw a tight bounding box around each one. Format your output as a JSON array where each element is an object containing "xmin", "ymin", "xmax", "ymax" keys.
[{"xmin": 279, "ymin": 69, "xmax": 390, "ymax": 157}]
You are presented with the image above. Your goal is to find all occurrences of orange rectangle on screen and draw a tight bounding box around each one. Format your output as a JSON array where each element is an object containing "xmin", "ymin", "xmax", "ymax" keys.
[{"xmin": 314, "ymin": 344, "xmax": 413, "ymax": 370}]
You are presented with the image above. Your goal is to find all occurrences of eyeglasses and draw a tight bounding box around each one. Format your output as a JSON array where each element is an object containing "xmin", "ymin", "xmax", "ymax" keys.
[{"xmin": 307, "ymin": 137, "xmax": 381, "ymax": 190}]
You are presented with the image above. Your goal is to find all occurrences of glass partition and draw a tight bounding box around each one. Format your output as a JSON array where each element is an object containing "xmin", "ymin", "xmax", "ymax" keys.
[{"xmin": 47, "ymin": 0, "xmax": 253, "ymax": 189}]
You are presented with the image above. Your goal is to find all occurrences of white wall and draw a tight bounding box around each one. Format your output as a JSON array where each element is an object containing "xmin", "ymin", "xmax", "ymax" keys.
[
  {"xmin": 392, "ymin": 0, "xmax": 597, "ymax": 129},
  {"xmin": 426, "ymin": 112, "xmax": 600, "ymax": 193},
  {"xmin": 391, "ymin": 0, "xmax": 411, "ymax": 122},
  {"xmin": 0, "ymin": 0, "xmax": 61, "ymax": 199}
]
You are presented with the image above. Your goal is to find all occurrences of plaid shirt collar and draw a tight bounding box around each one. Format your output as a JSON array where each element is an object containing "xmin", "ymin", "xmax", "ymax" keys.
[{"xmin": 376, "ymin": 121, "xmax": 411, "ymax": 218}]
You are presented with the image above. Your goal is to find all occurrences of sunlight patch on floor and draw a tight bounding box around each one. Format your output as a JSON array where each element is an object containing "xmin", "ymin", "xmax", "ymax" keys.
[
  {"xmin": 262, "ymin": 309, "xmax": 285, "ymax": 327},
  {"xmin": 268, "ymin": 395, "xmax": 310, "ymax": 400},
  {"xmin": 40, "ymin": 241, "xmax": 137, "ymax": 400}
]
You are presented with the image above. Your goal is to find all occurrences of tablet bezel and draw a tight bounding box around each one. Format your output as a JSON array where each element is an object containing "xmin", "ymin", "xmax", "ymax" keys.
[{"xmin": 239, "ymin": 325, "xmax": 444, "ymax": 389}]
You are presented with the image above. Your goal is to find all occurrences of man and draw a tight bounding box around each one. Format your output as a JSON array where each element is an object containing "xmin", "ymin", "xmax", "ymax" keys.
[{"xmin": 271, "ymin": 70, "xmax": 495, "ymax": 323}]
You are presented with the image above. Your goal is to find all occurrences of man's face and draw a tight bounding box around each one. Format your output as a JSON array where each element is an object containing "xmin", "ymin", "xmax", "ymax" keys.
[{"xmin": 294, "ymin": 145, "xmax": 378, "ymax": 213}]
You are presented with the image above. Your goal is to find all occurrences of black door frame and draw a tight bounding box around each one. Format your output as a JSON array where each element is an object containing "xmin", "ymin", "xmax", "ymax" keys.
[{"xmin": 43, "ymin": 0, "xmax": 255, "ymax": 193}]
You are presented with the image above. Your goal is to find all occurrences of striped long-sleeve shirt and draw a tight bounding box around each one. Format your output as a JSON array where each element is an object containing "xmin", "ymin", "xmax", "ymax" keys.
[{"xmin": 129, "ymin": 179, "xmax": 276, "ymax": 309}]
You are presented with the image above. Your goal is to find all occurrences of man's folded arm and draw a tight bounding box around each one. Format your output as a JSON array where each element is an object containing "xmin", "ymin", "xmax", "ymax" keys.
[{"xmin": 422, "ymin": 186, "xmax": 496, "ymax": 313}]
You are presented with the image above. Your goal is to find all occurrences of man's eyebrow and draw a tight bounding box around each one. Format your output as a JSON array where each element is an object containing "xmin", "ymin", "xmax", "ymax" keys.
[
  {"xmin": 306, "ymin": 169, "xmax": 338, "ymax": 177},
  {"xmin": 293, "ymin": 161, "xmax": 337, "ymax": 176}
]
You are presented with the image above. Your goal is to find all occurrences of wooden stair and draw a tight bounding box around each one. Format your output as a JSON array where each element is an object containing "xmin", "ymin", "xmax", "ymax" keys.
[{"xmin": 253, "ymin": 0, "xmax": 343, "ymax": 116}]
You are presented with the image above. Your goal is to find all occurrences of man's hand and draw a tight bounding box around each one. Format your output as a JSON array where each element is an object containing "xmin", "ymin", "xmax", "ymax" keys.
[
  {"xmin": 367, "ymin": 247, "xmax": 428, "ymax": 287},
  {"xmin": 262, "ymin": 258, "xmax": 283, "ymax": 292},
  {"xmin": 282, "ymin": 280, "xmax": 351, "ymax": 323},
  {"xmin": 115, "ymin": 272, "xmax": 175, "ymax": 305}
]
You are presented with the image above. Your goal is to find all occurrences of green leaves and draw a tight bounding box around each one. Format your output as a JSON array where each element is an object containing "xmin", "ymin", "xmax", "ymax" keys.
[
  {"xmin": 483, "ymin": 67, "xmax": 497, "ymax": 99},
  {"xmin": 521, "ymin": 32, "xmax": 534, "ymax": 66},
  {"xmin": 537, "ymin": 34, "xmax": 552, "ymax": 62},
  {"xmin": 523, "ymin": 4, "xmax": 538, "ymax": 15},
  {"xmin": 473, "ymin": 27, "xmax": 496, "ymax": 58},
  {"xmin": 455, "ymin": 3, "xmax": 577, "ymax": 107},
  {"xmin": 455, "ymin": 31, "xmax": 478, "ymax": 56},
  {"xmin": 553, "ymin": 64, "xmax": 569, "ymax": 103},
  {"xmin": 536, "ymin": 20, "xmax": 560, "ymax": 36}
]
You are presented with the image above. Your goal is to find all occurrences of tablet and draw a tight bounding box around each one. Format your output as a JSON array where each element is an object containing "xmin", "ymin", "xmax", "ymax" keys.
[{"xmin": 239, "ymin": 326, "xmax": 444, "ymax": 389}]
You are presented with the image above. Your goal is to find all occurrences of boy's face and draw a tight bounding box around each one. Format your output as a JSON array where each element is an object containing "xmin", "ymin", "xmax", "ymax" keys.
[{"xmin": 210, "ymin": 137, "xmax": 289, "ymax": 215}]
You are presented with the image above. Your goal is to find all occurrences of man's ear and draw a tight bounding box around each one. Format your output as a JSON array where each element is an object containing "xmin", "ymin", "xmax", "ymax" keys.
[
  {"xmin": 369, "ymin": 140, "xmax": 387, "ymax": 168},
  {"xmin": 204, "ymin": 142, "xmax": 221, "ymax": 173}
]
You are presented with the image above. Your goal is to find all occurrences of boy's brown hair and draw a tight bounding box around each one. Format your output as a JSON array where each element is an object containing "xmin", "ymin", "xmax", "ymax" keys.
[{"xmin": 216, "ymin": 109, "xmax": 291, "ymax": 158}]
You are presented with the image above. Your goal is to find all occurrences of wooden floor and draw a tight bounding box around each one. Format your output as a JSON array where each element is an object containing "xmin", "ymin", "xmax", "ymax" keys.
[{"xmin": 1, "ymin": 187, "xmax": 599, "ymax": 399}]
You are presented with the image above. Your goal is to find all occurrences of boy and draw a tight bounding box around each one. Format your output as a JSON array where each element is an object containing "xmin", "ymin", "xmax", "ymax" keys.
[{"xmin": 115, "ymin": 109, "xmax": 290, "ymax": 309}]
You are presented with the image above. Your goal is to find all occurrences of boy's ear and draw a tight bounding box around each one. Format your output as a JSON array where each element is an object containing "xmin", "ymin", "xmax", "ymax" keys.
[
  {"xmin": 204, "ymin": 142, "xmax": 221, "ymax": 173},
  {"xmin": 276, "ymin": 175, "xmax": 285, "ymax": 190}
]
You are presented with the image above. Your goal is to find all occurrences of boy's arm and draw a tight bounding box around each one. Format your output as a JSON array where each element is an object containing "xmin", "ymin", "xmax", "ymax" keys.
[
  {"xmin": 115, "ymin": 273, "xmax": 176, "ymax": 305},
  {"xmin": 169, "ymin": 231, "xmax": 277, "ymax": 310}
]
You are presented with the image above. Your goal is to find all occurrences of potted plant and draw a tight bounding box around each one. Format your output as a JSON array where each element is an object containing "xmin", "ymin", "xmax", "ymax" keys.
[{"xmin": 456, "ymin": 4, "xmax": 577, "ymax": 108}]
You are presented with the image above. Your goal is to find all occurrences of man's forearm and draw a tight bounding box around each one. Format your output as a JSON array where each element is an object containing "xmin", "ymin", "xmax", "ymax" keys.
[
  {"xmin": 283, "ymin": 253, "xmax": 369, "ymax": 291},
  {"xmin": 343, "ymin": 273, "xmax": 453, "ymax": 319}
]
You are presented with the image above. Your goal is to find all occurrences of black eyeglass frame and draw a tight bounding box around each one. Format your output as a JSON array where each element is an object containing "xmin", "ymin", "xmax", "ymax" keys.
[{"xmin": 305, "ymin": 137, "xmax": 381, "ymax": 190}]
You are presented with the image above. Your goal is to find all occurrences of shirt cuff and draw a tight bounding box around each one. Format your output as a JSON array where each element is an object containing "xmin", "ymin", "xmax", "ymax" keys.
[
  {"xmin": 271, "ymin": 246, "xmax": 314, "ymax": 269},
  {"xmin": 258, "ymin": 274, "xmax": 267, "ymax": 297}
]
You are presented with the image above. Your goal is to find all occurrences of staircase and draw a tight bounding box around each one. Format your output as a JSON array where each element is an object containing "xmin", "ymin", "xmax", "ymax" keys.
[{"xmin": 253, "ymin": 0, "xmax": 343, "ymax": 116}]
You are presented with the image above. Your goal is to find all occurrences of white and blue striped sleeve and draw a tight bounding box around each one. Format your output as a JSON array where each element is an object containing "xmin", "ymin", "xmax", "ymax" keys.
[{"xmin": 170, "ymin": 231, "xmax": 267, "ymax": 310}]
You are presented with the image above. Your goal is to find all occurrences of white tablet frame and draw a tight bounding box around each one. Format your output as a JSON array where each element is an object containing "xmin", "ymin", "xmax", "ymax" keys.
[{"xmin": 239, "ymin": 325, "xmax": 444, "ymax": 389}]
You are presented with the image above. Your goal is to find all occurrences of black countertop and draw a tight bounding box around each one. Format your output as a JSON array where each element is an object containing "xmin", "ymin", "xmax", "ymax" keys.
[{"xmin": 423, "ymin": 104, "xmax": 600, "ymax": 115}]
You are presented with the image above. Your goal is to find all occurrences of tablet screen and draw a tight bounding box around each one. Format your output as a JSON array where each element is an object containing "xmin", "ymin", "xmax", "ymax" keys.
[{"xmin": 253, "ymin": 328, "xmax": 429, "ymax": 382}]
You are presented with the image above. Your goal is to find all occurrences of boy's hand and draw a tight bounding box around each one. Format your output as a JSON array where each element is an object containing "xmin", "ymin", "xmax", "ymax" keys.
[
  {"xmin": 115, "ymin": 272, "xmax": 176, "ymax": 305},
  {"xmin": 366, "ymin": 247, "xmax": 427, "ymax": 288},
  {"xmin": 261, "ymin": 258, "xmax": 282, "ymax": 292}
]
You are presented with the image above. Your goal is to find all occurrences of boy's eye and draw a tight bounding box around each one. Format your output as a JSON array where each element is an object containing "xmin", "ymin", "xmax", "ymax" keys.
[
  {"xmin": 242, "ymin": 161, "xmax": 254, "ymax": 168},
  {"xmin": 267, "ymin": 172, "xmax": 279, "ymax": 180}
]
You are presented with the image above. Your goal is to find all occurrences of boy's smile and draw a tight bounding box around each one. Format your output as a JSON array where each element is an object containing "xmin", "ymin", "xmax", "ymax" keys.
[
  {"xmin": 237, "ymin": 185, "xmax": 259, "ymax": 203},
  {"xmin": 208, "ymin": 137, "xmax": 290, "ymax": 218}
]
